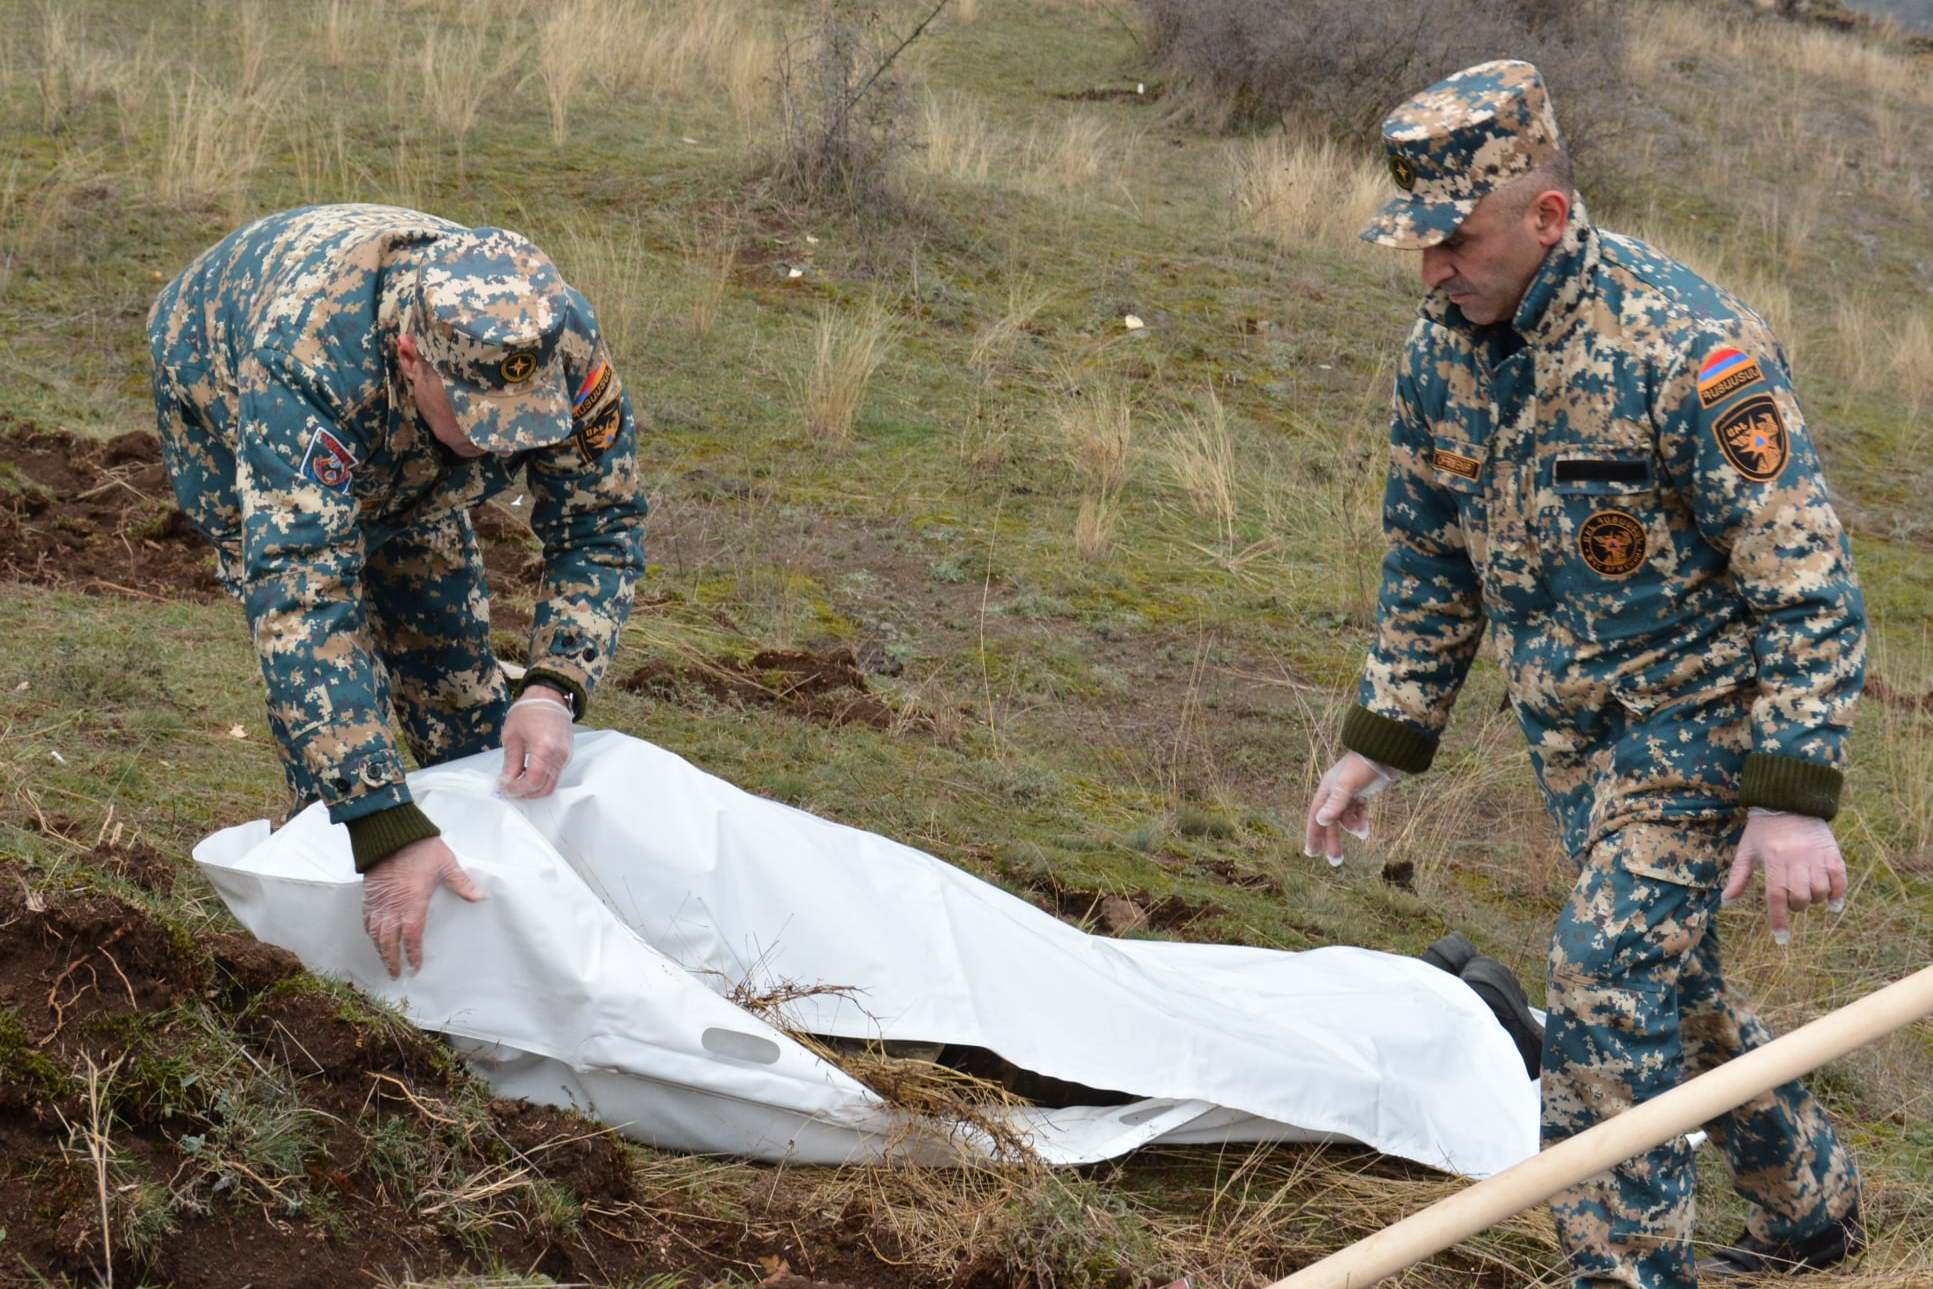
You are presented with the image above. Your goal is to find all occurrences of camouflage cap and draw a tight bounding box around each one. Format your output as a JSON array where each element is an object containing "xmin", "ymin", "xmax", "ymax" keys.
[
  {"xmin": 1360, "ymin": 60, "xmax": 1565, "ymax": 250},
  {"xmin": 412, "ymin": 228, "xmax": 571, "ymax": 453}
]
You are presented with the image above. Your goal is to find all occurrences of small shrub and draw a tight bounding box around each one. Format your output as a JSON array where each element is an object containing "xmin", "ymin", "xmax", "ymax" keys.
[
  {"xmin": 770, "ymin": 1, "xmax": 944, "ymax": 216},
  {"xmin": 1135, "ymin": 0, "xmax": 1626, "ymax": 152}
]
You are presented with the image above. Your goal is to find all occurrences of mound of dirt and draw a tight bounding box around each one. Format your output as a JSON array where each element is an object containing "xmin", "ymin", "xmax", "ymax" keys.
[
  {"xmin": 0, "ymin": 420, "xmax": 552, "ymax": 631},
  {"xmin": 617, "ymin": 646, "xmax": 920, "ymax": 731},
  {"xmin": 0, "ymin": 416, "xmax": 221, "ymax": 601},
  {"xmin": 0, "ymin": 863, "xmax": 917, "ymax": 1288}
]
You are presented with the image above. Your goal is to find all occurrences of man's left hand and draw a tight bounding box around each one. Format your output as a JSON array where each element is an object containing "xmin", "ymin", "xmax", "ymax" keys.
[
  {"xmin": 1722, "ymin": 809, "xmax": 1848, "ymax": 944},
  {"xmin": 500, "ymin": 685, "xmax": 574, "ymax": 798}
]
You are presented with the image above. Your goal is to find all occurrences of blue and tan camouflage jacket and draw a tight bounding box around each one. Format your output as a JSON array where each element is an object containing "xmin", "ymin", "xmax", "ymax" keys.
[
  {"xmin": 1342, "ymin": 201, "xmax": 1865, "ymax": 859},
  {"xmin": 147, "ymin": 205, "xmax": 646, "ymax": 829}
]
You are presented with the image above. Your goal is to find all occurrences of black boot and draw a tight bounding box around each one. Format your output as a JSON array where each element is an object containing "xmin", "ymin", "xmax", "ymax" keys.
[
  {"xmin": 1698, "ymin": 1207, "xmax": 1866, "ymax": 1278},
  {"xmin": 1418, "ymin": 933, "xmax": 1543, "ymax": 1079}
]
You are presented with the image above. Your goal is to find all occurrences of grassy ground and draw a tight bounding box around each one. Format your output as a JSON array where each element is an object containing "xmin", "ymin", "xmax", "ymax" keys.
[{"xmin": 0, "ymin": 0, "xmax": 1930, "ymax": 1285}]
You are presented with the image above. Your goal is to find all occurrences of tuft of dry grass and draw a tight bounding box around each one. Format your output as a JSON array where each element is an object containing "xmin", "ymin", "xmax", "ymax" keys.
[
  {"xmin": 34, "ymin": 3, "xmax": 116, "ymax": 131},
  {"xmin": 968, "ymin": 280, "xmax": 1051, "ymax": 376},
  {"xmin": 1161, "ymin": 387, "xmax": 1239, "ymax": 551},
  {"xmin": 1057, "ymin": 377, "xmax": 1135, "ymax": 560},
  {"xmin": 414, "ymin": 24, "xmax": 521, "ymax": 166},
  {"xmin": 1023, "ymin": 111, "xmax": 1115, "ymax": 199},
  {"xmin": 796, "ymin": 300, "xmax": 895, "ymax": 441},
  {"xmin": 537, "ymin": 0, "xmax": 602, "ymax": 146},
  {"xmin": 919, "ymin": 90, "xmax": 996, "ymax": 187},
  {"xmin": 678, "ymin": 218, "xmax": 739, "ymax": 340},
  {"xmin": 155, "ymin": 73, "xmax": 281, "ymax": 215},
  {"xmin": 549, "ymin": 224, "xmax": 658, "ymax": 370}
]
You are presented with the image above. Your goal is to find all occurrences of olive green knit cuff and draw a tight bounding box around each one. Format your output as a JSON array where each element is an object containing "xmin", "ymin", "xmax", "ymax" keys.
[
  {"xmin": 1739, "ymin": 752, "xmax": 1843, "ymax": 821},
  {"xmin": 1340, "ymin": 705, "xmax": 1438, "ymax": 775},
  {"xmin": 346, "ymin": 802, "xmax": 442, "ymax": 874},
  {"xmin": 518, "ymin": 668, "xmax": 588, "ymax": 721}
]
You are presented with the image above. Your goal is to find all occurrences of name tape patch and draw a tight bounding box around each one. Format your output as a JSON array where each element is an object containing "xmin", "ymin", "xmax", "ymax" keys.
[
  {"xmin": 1433, "ymin": 447, "xmax": 1481, "ymax": 480},
  {"xmin": 300, "ymin": 427, "xmax": 357, "ymax": 494},
  {"xmin": 1697, "ymin": 347, "xmax": 1765, "ymax": 408}
]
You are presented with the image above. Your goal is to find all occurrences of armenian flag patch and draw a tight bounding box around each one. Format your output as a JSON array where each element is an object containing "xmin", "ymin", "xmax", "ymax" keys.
[
  {"xmin": 571, "ymin": 356, "xmax": 622, "ymax": 461},
  {"xmin": 1696, "ymin": 347, "xmax": 1764, "ymax": 408}
]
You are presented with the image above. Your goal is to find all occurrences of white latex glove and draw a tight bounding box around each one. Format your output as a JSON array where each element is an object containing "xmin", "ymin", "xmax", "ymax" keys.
[
  {"xmin": 499, "ymin": 688, "xmax": 574, "ymax": 799},
  {"xmin": 1303, "ymin": 752, "xmax": 1402, "ymax": 867},
  {"xmin": 1722, "ymin": 807, "xmax": 1848, "ymax": 945},
  {"xmin": 361, "ymin": 836, "xmax": 486, "ymax": 977}
]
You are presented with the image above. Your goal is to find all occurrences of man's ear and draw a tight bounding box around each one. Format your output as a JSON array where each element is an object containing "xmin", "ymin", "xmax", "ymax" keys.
[
  {"xmin": 395, "ymin": 330, "xmax": 421, "ymax": 376},
  {"xmin": 1533, "ymin": 190, "xmax": 1570, "ymax": 248}
]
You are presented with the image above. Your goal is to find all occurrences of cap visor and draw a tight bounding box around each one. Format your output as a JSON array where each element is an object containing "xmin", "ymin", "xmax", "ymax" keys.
[
  {"xmin": 446, "ymin": 376, "xmax": 572, "ymax": 454},
  {"xmin": 1359, "ymin": 196, "xmax": 1474, "ymax": 250}
]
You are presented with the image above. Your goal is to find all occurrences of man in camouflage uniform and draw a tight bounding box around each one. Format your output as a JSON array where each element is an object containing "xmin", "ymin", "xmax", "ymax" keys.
[
  {"xmin": 1301, "ymin": 63, "xmax": 1866, "ymax": 1286},
  {"xmin": 149, "ymin": 204, "xmax": 646, "ymax": 978}
]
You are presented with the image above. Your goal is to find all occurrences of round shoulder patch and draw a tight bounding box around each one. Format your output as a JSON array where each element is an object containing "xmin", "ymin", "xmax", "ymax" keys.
[
  {"xmin": 1579, "ymin": 510, "xmax": 1647, "ymax": 578},
  {"xmin": 1711, "ymin": 393, "xmax": 1788, "ymax": 482},
  {"xmin": 500, "ymin": 350, "xmax": 539, "ymax": 384}
]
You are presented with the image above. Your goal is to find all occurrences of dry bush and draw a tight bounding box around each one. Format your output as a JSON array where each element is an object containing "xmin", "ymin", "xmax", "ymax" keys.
[
  {"xmin": 1161, "ymin": 388, "xmax": 1238, "ymax": 550},
  {"xmin": 1057, "ymin": 379, "xmax": 1135, "ymax": 560},
  {"xmin": 1136, "ymin": 0, "xmax": 1626, "ymax": 151},
  {"xmin": 797, "ymin": 300, "xmax": 895, "ymax": 440}
]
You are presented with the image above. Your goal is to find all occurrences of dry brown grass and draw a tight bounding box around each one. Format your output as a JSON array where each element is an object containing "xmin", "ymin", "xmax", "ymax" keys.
[
  {"xmin": 797, "ymin": 300, "xmax": 895, "ymax": 441},
  {"xmin": 537, "ymin": 0, "xmax": 601, "ymax": 146},
  {"xmin": 414, "ymin": 24, "xmax": 522, "ymax": 165},
  {"xmin": 1057, "ymin": 376, "xmax": 1136, "ymax": 560},
  {"xmin": 968, "ymin": 280, "xmax": 1051, "ymax": 376},
  {"xmin": 1160, "ymin": 387, "xmax": 1238, "ymax": 551},
  {"xmin": 918, "ymin": 90, "xmax": 996, "ymax": 187},
  {"xmin": 155, "ymin": 74, "xmax": 281, "ymax": 215}
]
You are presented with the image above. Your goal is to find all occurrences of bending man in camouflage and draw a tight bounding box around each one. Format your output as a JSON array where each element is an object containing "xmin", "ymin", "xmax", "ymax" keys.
[
  {"xmin": 1302, "ymin": 63, "xmax": 1865, "ymax": 1286},
  {"xmin": 150, "ymin": 204, "xmax": 646, "ymax": 979}
]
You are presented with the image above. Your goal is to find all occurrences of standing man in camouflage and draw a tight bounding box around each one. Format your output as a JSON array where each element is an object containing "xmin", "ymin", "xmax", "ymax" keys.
[
  {"xmin": 150, "ymin": 204, "xmax": 645, "ymax": 980},
  {"xmin": 1302, "ymin": 63, "xmax": 1866, "ymax": 1285}
]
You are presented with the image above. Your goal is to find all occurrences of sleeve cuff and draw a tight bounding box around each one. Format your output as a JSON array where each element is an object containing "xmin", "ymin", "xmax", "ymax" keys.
[
  {"xmin": 518, "ymin": 667, "xmax": 589, "ymax": 720},
  {"xmin": 1739, "ymin": 752, "xmax": 1843, "ymax": 820},
  {"xmin": 1341, "ymin": 705, "xmax": 1439, "ymax": 775},
  {"xmin": 345, "ymin": 802, "xmax": 442, "ymax": 874}
]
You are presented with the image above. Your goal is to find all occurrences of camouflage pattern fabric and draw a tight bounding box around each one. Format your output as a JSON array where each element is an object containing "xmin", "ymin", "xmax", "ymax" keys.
[
  {"xmin": 1362, "ymin": 59, "xmax": 1565, "ymax": 250},
  {"xmin": 1544, "ymin": 823, "xmax": 1857, "ymax": 1288},
  {"xmin": 148, "ymin": 204, "xmax": 646, "ymax": 825}
]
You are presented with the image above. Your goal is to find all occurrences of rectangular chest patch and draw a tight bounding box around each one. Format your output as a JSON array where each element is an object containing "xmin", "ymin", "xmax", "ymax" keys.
[
  {"xmin": 1432, "ymin": 448, "xmax": 1481, "ymax": 480},
  {"xmin": 1554, "ymin": 457, "xmax": 1651, "ymax": 486},
  {"xmin": 1697, "ymin": 347, "xmax": 1765, "ymax": 408}
]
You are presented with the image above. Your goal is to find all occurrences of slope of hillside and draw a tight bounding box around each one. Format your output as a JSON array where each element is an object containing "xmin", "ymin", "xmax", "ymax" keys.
[{"xmin": 0, "ymin": 1, "xmax": 1928, "ymax": 1285}]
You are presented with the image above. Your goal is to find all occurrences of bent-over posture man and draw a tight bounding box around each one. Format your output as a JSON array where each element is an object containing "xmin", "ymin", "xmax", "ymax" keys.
[
  {"xmin": 1303, "ymin": 63, "xmax": 1865, "ymax": 1287},
  {"xmin": 150, "ymin": 204, "xmax": 646, "ymax": 977}
]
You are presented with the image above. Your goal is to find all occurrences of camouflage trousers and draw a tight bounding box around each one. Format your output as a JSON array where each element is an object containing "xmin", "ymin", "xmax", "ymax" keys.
[
  {"xmin": 1543, "ymin": 821, "xmax": 1859, "ymax": 1288},
  {"xmin": 151, "ymin": 370, "xmax": 508, "ymax": 809}
]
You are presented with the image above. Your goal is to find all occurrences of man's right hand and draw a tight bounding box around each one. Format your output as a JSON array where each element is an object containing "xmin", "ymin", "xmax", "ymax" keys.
[
  {"xmin": 1303, "ymin": 752, "xmax": 1401, "ymax": 866},
  {"xmin": 361, "ymin": 836, "xmax": 486, "ymax": 978}
]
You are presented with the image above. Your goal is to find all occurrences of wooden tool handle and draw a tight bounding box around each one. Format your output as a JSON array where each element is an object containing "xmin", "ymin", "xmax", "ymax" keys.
[{"xmin": 1270, "ymin": 964, "xmax": 1933, "ymax": 1289}]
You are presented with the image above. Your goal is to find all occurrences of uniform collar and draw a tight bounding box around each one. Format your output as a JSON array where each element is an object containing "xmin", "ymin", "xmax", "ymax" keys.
[{"xmin": 1420, "ymin": 196, "xmax": 1597, "ymax": 350}]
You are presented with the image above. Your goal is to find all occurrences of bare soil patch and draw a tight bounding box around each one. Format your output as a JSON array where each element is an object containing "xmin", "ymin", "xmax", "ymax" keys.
[
  {"xmin": 0, "ymin": 416, "xmax": 220, "ymax": 602},
  {"xmin": 0, "ymin": 862, "xmax": 923, "ymax": 1289},
  {"xmin": 618, "ymin": 645, "xmax": 920, "ymax": 731}
]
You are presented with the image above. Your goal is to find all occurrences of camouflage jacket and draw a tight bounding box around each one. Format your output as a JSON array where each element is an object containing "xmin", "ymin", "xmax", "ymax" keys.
[
  {"xmin": 148, "ymin": 205, "xmax": 646, "ymax": 826},
  {"xmin": 1342, "ymin": 202, "xmax": 1865, "ymax": 859}
]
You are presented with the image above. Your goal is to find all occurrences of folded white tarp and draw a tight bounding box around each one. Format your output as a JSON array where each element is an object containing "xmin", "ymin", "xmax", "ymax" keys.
[{"xmin": 195, "ymin": 729, "xmax": 1539, "ymax": 1175}]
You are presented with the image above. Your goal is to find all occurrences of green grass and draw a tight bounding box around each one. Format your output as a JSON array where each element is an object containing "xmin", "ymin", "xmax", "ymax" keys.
[{"xmin": 2, "ymin": 0, "xmax": 1931, "ymax": 1284}]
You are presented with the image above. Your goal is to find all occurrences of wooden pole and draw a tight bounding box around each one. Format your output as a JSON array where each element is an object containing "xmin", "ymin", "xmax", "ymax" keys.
[{"xmin": 1270, "ymin": 964, "xmax": 1933, "ymax": 1289}]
